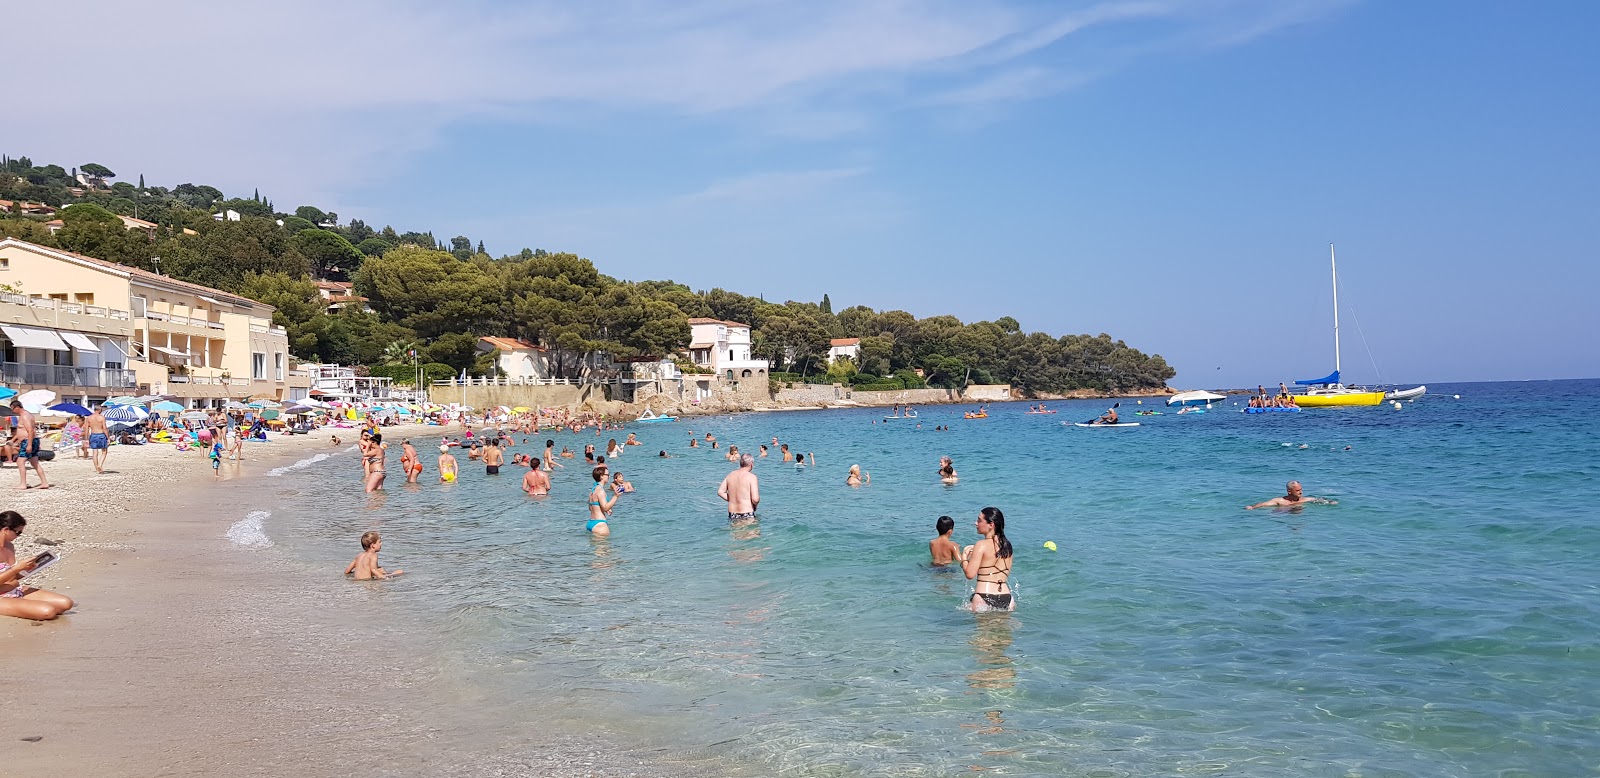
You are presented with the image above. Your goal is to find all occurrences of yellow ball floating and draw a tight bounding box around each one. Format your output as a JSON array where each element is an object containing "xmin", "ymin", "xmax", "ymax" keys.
[{"xmin": 1042, "ymin": 540, "xmax": 1057, "ymax": 552}]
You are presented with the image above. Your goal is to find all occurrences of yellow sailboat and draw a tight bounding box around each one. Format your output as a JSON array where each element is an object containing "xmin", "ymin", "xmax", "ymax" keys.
[{"xmin": 1292, "ymin": 244, "xmax": 1385, "ymax": 408}]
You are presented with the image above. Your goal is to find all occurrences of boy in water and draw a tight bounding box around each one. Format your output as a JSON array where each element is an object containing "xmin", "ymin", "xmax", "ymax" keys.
[
  {"xmin": 345, "ymin": 531, "xmax": 403, "ymax": 580},
  {"xmin": 929, "ymin": 516, "xmax": 962, "ymax": 566}
]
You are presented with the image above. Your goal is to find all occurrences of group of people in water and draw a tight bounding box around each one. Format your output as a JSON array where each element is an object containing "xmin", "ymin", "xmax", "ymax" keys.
[{"xmin": 1249, "ymin": 383, "xmax": 1301, "ymax": 409}]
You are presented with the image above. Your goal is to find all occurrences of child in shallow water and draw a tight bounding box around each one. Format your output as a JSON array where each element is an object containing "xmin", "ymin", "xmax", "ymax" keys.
[{"xmin": 345, "ymin": 531, "xmax": 403, "ymax": 580}]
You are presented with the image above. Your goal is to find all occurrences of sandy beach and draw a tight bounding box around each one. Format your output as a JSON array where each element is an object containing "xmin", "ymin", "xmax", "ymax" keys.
[{"xmin": 0, "ymin": 428, "xmax": 713, "ymax": 777}]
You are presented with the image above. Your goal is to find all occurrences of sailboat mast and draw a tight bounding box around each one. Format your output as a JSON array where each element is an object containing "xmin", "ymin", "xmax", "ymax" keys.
[{"xmin": 1330, "ymin": 243, "xmax": 1341, "ymax": 379}]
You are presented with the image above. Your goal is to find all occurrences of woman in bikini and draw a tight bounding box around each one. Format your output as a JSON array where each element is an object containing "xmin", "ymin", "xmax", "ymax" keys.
[
  {"xmin": 962, "ymin": 506, "xmax": 1014, "ymax": 612},
  {"xmin": 0, "ymin": 511, "xmax": 74, "ymax": 621},
  {"xmin": 606, "ymin": 438, "xmax": 623, "ymax": 459},
  {"xmin": 586, "ymin": 465, "xmax": 617, "ymax": 537}
]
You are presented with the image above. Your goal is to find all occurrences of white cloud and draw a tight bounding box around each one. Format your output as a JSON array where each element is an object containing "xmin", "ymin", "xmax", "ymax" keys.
[{"xmin": 6, "ymin": 0, "xmax": 1350, "ymax": 206}]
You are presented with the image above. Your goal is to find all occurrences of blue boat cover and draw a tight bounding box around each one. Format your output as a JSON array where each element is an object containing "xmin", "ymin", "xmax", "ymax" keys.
[{"xmin": 1295, "ymin": 370, "xmax": 1339, "ymax": 386}]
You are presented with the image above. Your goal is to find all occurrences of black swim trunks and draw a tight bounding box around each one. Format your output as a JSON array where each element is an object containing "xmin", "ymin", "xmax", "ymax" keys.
[
  {"xmin": 486, "ymin": 465, "xmax": 500, "ymax": 475},
  {"xmin": 728, "ymin": 511, "xmax": 756, "ymax": 522}
]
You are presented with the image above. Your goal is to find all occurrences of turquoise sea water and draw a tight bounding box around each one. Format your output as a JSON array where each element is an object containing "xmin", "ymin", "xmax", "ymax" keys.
[{"xmin": 248, "ymin": 379, "xmax": 1600, "ymax": 776}]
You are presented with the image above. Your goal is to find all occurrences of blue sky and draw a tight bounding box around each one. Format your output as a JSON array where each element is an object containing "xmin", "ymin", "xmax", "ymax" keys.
[{"xmin": 11, "ymin": 1, "xmax": 1598, "ymax": 386}]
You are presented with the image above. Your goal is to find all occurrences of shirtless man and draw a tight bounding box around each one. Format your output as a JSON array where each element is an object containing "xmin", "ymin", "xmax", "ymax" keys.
[
  {"xmin": 1096, "ymin": 403, "xmax": 1120, "ymax": 425},
  {"xmin": 9, "ymin": 401, "xmax": 49, "ymax": 490},
  {"xmin": 1246, "ymin": 480, "xmax": 1336, "ymax": 509},
  {"xmin": 81, "ymin": 405, "xmax": 110, "ymax": 473},
  {"xmin": 483, "ymin": 438, "xmax": 505, "ymax": 475},
  {"xmin": 522, "ymin": 457, "xmax": 551, "ymax": 496},
  {"xmin": 717, "ymin": 453, "xmax": 760, "ymax": 526}
]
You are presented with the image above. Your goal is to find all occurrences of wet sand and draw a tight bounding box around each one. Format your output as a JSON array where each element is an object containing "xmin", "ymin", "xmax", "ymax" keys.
[{"xmin": 1, "ymin": 430, "xmax": 711, "ymax": 777}]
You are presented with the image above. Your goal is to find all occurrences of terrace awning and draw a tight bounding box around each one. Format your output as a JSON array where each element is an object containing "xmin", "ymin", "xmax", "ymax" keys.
[
  {"xmin": 60, "ymin": 332, "xmax": 101, "ymax": 353},
  {"xmin": 147, "ymin": 345, "xmax": 191, "ymax": 361},
  {"xmin": 0, "ymin": 324, "xmax": 69, "ymax": 351}
]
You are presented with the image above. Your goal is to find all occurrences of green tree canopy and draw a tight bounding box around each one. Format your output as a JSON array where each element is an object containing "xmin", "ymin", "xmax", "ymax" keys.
[{"xmin": 292, "ymin": 229, "xmax": 363, "ymax": 280}]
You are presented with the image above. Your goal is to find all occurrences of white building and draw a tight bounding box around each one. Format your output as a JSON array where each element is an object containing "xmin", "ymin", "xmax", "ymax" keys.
[
  {"xmin": 305, "ymin": 364, "xmax": 393, "ymax": 400},
  {"xmin": 687, "ymin": 318, "xmax": 769, "ymax": 379},
  {"xmin": 477, "ymin": 337, "xmax": 552, "ymax": 381},
  {"xmin": 828, "ymin": 337, "xmax": 861, "ymax": 363}
]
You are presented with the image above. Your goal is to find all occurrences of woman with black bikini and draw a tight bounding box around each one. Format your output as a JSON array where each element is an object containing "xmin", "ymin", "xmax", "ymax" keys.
[{"xmin": 962, "ymin": 506, "xmax": 1014, "ymax": 612}]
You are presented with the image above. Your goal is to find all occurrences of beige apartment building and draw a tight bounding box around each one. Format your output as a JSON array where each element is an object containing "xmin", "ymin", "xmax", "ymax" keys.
[{"xmin": 0, "ymin": 238, "xmax": 309, "ymax": 406}]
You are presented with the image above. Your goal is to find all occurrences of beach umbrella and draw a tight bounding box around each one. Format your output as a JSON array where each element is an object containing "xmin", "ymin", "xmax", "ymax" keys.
[
  {"xmin": 513, "ymin": 406, "xmax": 531, "ymax": 413},
  {"xmin": 0, "ymin": 387, "xmax": 16, "ymax": 401},
  {"xmin": 103, "ymin": 405, "xmax": 149, "ymax": 423},
  {"xmin": 18, "ymin": 389, "xmax": 56, "ymax": 408},
  {"xmin": 181, "ymin": 411, "xmax": 210, "ymax": 421},
  {"xmin": 225, "ymin": 400, "xmax": 249, "ymax": 410},
  {"xmin": 152, "ymin": 401, "xmax": 185, "ymax": 413},
  {"xmin": 49, "ymin": 402, "xmax": 94, "ymax": 416},
  {"xmin": 105, "ymin": 395, "xmax": 141, "ymax": 406},
  {"xmin": 262, "ymin": 409, "xmax": 280, "ymax": 420},
  {"xmin": 284, "ymin": 404, "xmax": 313, "ymax": 414},
  {"xmin": 134, "ymin": 394, "xmax": 165, "ymax": 404}
]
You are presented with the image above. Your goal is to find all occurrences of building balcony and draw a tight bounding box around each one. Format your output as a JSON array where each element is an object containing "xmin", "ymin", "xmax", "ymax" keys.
[{"xmin": 1, "ymin": 362, "xmax": 137, "ymax": 390}]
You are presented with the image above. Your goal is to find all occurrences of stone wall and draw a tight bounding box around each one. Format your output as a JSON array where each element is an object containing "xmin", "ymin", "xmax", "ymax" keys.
[
  {"xmin": 963, "ymin": 384, "xmax": 1013, "ymax": 402},
  {"xmin": 427, "ymin": 384, "xmax": 586, "ymax": 410},
  {"xmin": 770, "ymin": 384, "xmax": 1012, "ymax": 406}
]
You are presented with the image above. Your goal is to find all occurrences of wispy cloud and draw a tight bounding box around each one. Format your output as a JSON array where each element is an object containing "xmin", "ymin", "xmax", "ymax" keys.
[{"xmin": 5, "ymin": 0, "xmax": 1350, "ymax": 206}]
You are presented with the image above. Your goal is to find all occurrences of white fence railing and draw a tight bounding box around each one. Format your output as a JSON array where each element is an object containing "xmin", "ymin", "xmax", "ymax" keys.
[{"xmin": 431, "ymin": 376, "xmax": 619, "ymax": 387}]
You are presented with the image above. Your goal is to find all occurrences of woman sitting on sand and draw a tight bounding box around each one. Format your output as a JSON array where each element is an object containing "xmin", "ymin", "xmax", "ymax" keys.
[{"xmin": 0, "ymin": 511, "xmax": 75, "ymax": 621}]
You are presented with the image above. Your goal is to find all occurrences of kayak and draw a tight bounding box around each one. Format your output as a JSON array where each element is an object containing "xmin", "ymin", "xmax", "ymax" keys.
[{"xmin": 1069, "ymin": 422, "xmax": 1141, "ymax": 428}]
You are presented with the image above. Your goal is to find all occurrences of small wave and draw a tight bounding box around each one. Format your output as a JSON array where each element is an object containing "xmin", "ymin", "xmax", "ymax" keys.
[
  {"xmin": 225, "ymin": 510, "xmax": 274, "ymax": 548},
  {"xmin": 267, "ymin": 452, "xmax": 334, "ymax": 477}
]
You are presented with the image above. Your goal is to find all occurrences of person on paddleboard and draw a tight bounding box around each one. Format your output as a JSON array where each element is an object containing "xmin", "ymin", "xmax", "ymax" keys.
[{"xmin": 1095, "ymin": 403, "xmax": 1119, "ymax": 425}]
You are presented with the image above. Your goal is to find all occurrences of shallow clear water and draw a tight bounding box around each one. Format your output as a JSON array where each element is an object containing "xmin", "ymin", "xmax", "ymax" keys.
[{"xmin": 248, "ymin": 379, "xmax": 1600, "ymax": 776}]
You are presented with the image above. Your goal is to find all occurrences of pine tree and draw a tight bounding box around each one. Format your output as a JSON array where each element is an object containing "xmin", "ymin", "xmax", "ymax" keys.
[
  {"xmin": 821, "ymin": 293, "xmax": 832, "ymax": 314},
  {"xmin": 477, "ymin": 240, "xmax": 486, "ymax": 255}
]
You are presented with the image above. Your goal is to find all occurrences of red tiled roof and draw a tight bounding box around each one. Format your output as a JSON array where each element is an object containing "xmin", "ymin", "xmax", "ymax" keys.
[
  {"xmin": 478, "ymin": 336, "xmax": 545, "ymax": 352},
  {"xmin": 0, "ymin": 237, "xmax": 265, "ymax": 309},
  {"xmin": 316, "ymin": 280, "xmax": 353, "ymax": 291},
  {"xmin": 830, "ymin": 338, "xmax": 860, "ymax": 347}
]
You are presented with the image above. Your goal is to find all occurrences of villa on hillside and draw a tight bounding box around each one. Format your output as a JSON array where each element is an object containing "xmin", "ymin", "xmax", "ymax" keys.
[
  {"xmin": 828, "ymin": 337, "xmax": 861, "ymax": 363},
  {"xmin": 0, "ymin": 238, "xmax": 307, "ymax": 406},
  {"xmin": 477, "ymin": 336, "xmax": 552, "ymax": 381},
  {"xmin": 687, "ymin": 318, "xmax": 769, "ymax": 379},
  {"xmin": 315, "ymin": 280, "xmax": 370, "ymax": 313}
]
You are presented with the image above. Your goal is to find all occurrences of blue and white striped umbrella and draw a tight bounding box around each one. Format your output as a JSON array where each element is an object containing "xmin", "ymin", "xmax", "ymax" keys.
[{"xmin": 103, "ymin": 405, "xmax": 149, "ymax": 423}]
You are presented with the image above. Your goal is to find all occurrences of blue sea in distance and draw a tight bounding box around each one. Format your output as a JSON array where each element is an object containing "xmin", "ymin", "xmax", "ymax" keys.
[{"xmin": 248, "ymin": 379, "xmax": 1600, "ymax": 776}]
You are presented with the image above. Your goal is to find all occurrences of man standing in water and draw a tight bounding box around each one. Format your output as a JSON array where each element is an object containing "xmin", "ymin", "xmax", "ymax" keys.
[
  {"xmin": 522, "ymin": 458, "xmax": 550, "ymax": 496},
  {"xmin": 10, "ymin": 400, "xmax": 49, "ymax": 490},
  {"xmin": 85, "ymin": 404, "xmax": 110, "ymax": 474},
  {"xmin": 1246, "ymin": 480, "xmax": 1337, "ymax": 509},
  {"xmin": 718, "ymin": 453, "xmax": 760, "ymax": 526}
]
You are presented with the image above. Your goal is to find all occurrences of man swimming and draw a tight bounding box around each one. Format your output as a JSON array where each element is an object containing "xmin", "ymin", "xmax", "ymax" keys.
[
  {"xmin": 1246, "ymin": 480, "xmax": 1337, "ymax": 509},
  {"xmin": 717, "ymin": 453, "xmax": 760, "ymax": 526}
]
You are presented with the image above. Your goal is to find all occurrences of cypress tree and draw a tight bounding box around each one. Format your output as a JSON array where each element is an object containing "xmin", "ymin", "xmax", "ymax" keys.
[
  {"xmin": 821, "ymin": 293, "xmax": 832, "ymax": 314},
  {"xmin": 138, "ymin": 173, "xmax": 145, "ymax": 189},
  {"xmin": 477, "ymin": 240, "xmax": 485, "ymax": 255}
]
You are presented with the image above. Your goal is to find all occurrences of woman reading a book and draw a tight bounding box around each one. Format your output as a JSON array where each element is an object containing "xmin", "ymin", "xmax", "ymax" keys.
[{"xmin": 0, "ymin": 511, "xmax": 75, "ymax": 620}]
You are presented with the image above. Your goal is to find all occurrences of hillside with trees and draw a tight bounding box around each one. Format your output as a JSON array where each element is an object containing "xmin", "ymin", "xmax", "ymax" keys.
[{"xmin": 0, "ymin": 153, "xmax": 1174, "ymax": 393}]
